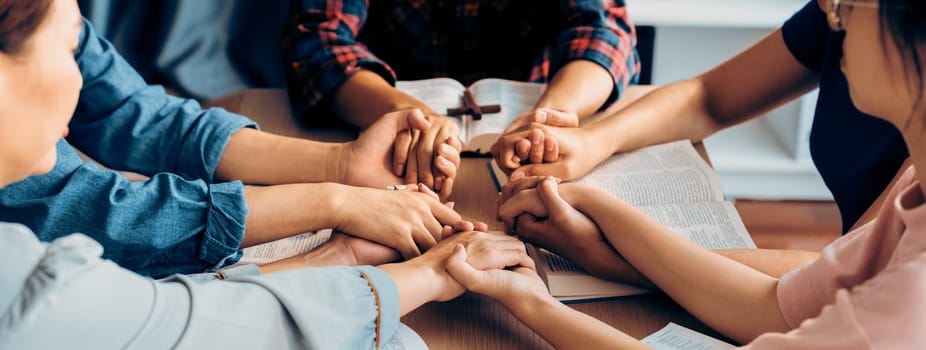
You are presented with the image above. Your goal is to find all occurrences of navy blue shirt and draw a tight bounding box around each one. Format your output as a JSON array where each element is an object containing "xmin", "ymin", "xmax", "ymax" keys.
[{"xmin": 782, "ymin": 2, "xmax": 908, "ymax": 233}]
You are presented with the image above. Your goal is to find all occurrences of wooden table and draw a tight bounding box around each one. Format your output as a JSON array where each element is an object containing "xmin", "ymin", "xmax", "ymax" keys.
[{"xmin": 210, "ymin": 88, "xmax": 728, "ymax": 349}]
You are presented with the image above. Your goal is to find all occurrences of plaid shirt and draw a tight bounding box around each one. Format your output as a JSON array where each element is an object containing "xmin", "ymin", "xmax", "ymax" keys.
[{"xmin": 284, "ymin": 0, "xmax": 640, "ymax": 124}]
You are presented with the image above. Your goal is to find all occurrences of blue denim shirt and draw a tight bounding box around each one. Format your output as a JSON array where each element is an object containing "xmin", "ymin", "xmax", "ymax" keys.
[{"xmin": 0, "ymin": 20, "xmax": 257, "ymax": 278}]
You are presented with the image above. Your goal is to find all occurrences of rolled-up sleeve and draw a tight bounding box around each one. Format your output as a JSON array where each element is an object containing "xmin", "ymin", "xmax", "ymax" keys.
[
  {"xmin": 69, "ymin": 19, "xmax": 257, "ymax": 182},
  {"xmin": 532, "ymin": 0, "xmax": 640, "ymax": 108},
  {"xmin": 283, "ymin": 0, "xmax": 396, "ymax": 124},
  {"xmin": 0, "ymin": 141, "xmax": 247, "ymax": 278}
]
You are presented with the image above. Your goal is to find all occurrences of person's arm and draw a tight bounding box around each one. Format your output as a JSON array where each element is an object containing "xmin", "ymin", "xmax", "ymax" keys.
[
  {"xmin": 498, "ymin": 176, "xmax": 818, "ymax": 288},
  {"xmin": 68, "ymin": 20, "xmax": 256, "ymax": 181},
  {"xmin": 0, "ymin": 141, "xmax": 249, "ymax": 278},
  {"xmin": 569, "ymin": 184, "xmax": 790, "ymax": 344},
  {"xmin": 445, "ymin": 241, "xmax": 648, "ymax": 349},
  {"xmin": 243, "ymin": 182, "xmax": 477, "ymax": 260},
  {"xmin": 502, "ymin": 1, "xmax": 638, "ymax": 134},
  {"xmin": 283, "ymin": 0, "xmax": 460, "ymax": 196},
  {"xmin": 497, "ymin": 29, "xmax": 820, "ymax": 179}
]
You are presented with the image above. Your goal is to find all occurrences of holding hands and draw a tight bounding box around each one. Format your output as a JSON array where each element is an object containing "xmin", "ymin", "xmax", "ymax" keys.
[
  {"xmin": 333, "ymin": 183, "xmax": 480, "ymax": 260},
  {"xmin": 496, "ymin": 177, "xmax": 644, "ymax": 283},
  {"xmin": 492, "ymin": 123, "xmax": 609, "ymax": 181},
  {"xmin": 342, "ymin": 109, "xmax": 461, "ymax": 200}
]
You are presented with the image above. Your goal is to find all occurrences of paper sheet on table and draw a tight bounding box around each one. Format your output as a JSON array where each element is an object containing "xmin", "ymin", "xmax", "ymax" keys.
[{"xmin": 641, "ymin": 323, "xmax": 735, "ymax": 350}]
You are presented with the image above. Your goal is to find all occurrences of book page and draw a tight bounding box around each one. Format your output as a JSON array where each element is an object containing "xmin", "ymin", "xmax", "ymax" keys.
[
  {"xmin": 239, "ymin": 229, "xmax": 333, "ymax": 265},
  {"xmin": 638, "ymin": 202, "xmax": 756, "ymax": 249},
  {"xmin": 641, "ymin": 323, "xmax": 735, "ymax": 350},
  {"xmin": 382, "ymin": 323, "xmax": 429, "ymax": 350},
  {"xmin": 465, "ymin": 79, "xmax": 546, "ymax": 153},
  {"xmin": 395, "ymin": 78, "xmax": 467, "ymax": 141},
  {"xmin": 576, "ymin": 140, "xmax": 724, "ymax": 206}
]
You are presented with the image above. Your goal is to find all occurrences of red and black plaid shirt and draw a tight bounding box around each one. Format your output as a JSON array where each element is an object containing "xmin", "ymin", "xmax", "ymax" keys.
[{"xmin": 285, "ymin": 0, "xmax": 639, "ymax": 124}]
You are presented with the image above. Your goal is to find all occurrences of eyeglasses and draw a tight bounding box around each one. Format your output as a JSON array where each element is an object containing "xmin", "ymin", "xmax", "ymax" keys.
[{"xmin": 817, "ymin": 0, "xmax": 880, "ymax": 31}]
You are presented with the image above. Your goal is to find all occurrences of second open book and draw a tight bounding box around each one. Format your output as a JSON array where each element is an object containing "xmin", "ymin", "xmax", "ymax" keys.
[
  {"xmin": 490, "ymin": 140, "xmax": 757, "ymax": 302},
  {"xmin": 396, "ymin": 78, "xmax": 545, "ymax": 154}
]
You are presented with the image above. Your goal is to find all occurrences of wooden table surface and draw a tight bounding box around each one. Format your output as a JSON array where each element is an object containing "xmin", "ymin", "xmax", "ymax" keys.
[{"xmin": 211, "ymin": 88, "xmax": 728, "ymax": 349}]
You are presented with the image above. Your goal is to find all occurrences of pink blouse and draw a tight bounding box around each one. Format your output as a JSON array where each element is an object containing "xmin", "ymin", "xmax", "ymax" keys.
[{"xmin": 744, "ymin": 167, "xmax": 926, "ymax": 348}]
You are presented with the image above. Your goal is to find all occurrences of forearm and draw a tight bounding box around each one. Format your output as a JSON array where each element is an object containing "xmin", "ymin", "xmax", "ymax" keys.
[
  {"xmin": 333, "ymin": 70, "xmax": 439, "ymax": 127},
  {"xmin": 242, "ymin": 183, "xmax": 342, "ymax": 247},
  {"xmin": 215, "ymin": 128, "xmax": 345, "ymax": 184},
  {"xmin": 378, "ymin": 261, "xmax": 445, "ymax": 316},
  {"xmin": 506, "ymin": 292, "xmax": 647, "ymax": 350},
  {"xmin": 535, "ymin": 60, "xmax": 614, "ymax": 119},
  {"xmin": 587, "ymin": 78, "xmax": 721, "ymax": 155},
  {"xmin": 591, "ymin": 248, "xmax": 815, "ymax": 289},
  {"xmin": 578, "ymin": 192, "xmax": 789, "ymax": 343}
]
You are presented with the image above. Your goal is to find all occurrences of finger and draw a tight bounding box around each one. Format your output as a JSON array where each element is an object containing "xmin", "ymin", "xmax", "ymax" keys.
[
  {"xmin": 500, "ymin": 176, "xmax": 560, "ymax": 205},
  {"xmin": 543, "ymin": 137, "xmax": 559, "ymax": 163},
  {"xmin": 434, "ymin": 155, "xmax": 456, "ymax": 186},
  {"xmin": 535, "ymin": 109, "xmax": 579, "ymax": 128},
  {"xmin": 441, "ymin": 225, "xmax": 455, "ymax": 240},
  {"xmin": 439, "ymin": 141, "xmax": 462, "ymax": 173},
  {"xmin": 528, "ymin": 129, "xmax": 545, "ymax": 164},
  {"xmin": 434, "ymin": 176, "xmax": 445, "ymax": 196},
  {"xmin": 511, "ymin": 161, "xmax": 570, "ymax": 180},
  {"xmin": 404, "ymin": 130, "xmax": 421, "ymax": 185},
  {"xmin": 516, "ymin": 214, "xmax": 555, "ymax": 245},
  {"xmin": 440, "ymin": 176, "xmax": 455, "ymax": 200},
  {"xmin": 473, "ymin": 221, "xmax": 489, "ymax": 232},
  {"xmin": 502, "ymin": 113, "xmax": 531, "ymax": 135},
  {"xmin": 417, "ymin": 182, "xmax": 441, "ymax": 201},
  {"xmin": 420, "ymin": 216, "xmax": 443, "ymax": 250},
  {"xmin": 537, "ymin": 177, "xmax": 572, "ymax": 217},
  {"xmin": 416, "ymin": 123, "xmax": 442, "ymax": 189},
  {"xmin": 515, "ymin": 138, "xmax": 531, "ymax": 164},
  {"xmin": 404, "ymin": 108, "xmax": 431, "ymax": 131},
  {"xmin": 444, "ymin": 245, "xmax": 485, "ymax": 290},
  {"xmin": 393, "ymin": 130, "xmax": 413, "ymax": 177},
  {"xmin": 497, "ymin": 189, "xmax": 549, "ymax": 231},
  {"xmin": 396, "ymin": 235, "xmax": 423, "ymax": 260}
]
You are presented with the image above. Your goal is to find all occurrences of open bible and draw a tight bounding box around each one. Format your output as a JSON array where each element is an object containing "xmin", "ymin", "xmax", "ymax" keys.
[
  {"xmin": 490, "ymin": 140, "xmax": 757, "ymax": 302},
  {"xmin": 396, "ymin": 78, "xmax": 546, "ymax": 154}
]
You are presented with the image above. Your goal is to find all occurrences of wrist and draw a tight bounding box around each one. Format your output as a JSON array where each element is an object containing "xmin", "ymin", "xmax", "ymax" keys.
[
  {"xmin": 332, "ymin": 142, "xmax": 350, "ymax": 183},
  {"xmin": 505, "ymin": 288, "xmax": 560, "ymax": 318},
  {"xmin": 587, "ymin": 120, "xmax": 622, "ymax": 156},
  {"xmin": 319, "ymin": 182, "xmax": 350, "ymax": 230}
]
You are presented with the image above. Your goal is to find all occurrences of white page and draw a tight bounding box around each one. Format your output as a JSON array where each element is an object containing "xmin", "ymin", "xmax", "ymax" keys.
[
  {"xmin": 464, "ymin": 79, "xmax": 546, "ymax": 152},
  {"xmin": 638, "ymin": 202, "xmax": 755, "ymax": 249},
  {"xmin": 576, "ymin": 140, "xmax": 724, "ymax": 206},
  {"xmin": 395, "ymin": 78, "xmax": 467, "ymax": 141},
  {"xmin": 641, "ymin": 323, "xmax": 735, "ymax": 350},
  {"xmin": 382, "ymin": 323, "xmax": 429, "ymax": 350},
  {"xmin": 239, "ymin": 229, "xmax": 333, "ymax": 265}
]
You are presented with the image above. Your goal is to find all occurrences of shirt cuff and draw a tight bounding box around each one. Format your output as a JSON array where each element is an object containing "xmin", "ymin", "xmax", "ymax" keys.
[
  {"xmin": 197, "ymin": 181, "xmax": 248, "ymax": 268},
  {"xmin": 182, "ymin": 264, "xmax": 262, "ymax": 283},
  {"xmin": 179, "ymin": 107, "xmax": 258, "ymax": 182},
  {"xmin": 356, "ymin": 265, "xmax": 400, "ymax": 347}
]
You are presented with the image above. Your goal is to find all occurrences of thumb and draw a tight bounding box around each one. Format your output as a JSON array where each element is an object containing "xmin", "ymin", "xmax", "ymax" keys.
[
  {"xmin": 444, "ymin": 244, "xmax": 483, "ymax": 290},
  {"xmin": 512, "ymin": 162, "xmax": 570, "ymax": 180},
  {"xmin": 534, "ymin": 109, "xmax": 578, "ymax": 128},
  {"xmin": 536, "ymin": 177, "xmax": 572, "ymax": 218}
]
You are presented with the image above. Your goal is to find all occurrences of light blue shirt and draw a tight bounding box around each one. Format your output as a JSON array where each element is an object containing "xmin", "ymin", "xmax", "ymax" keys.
[
  {"xmin": 0, "ymin": 20, "xmax": 258, "ymax": 278},
  {"xmin": 0, "ymin": 223, "xmax": 402, "ymax": 349}
]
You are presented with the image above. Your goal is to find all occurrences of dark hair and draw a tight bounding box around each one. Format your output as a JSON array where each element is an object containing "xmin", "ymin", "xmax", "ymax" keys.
[
  {"xmin": 880, "ymin": 0, "xmax": 926, "ymax": 117},
  {"xmin": 0, "ymin": 0, "xmax": 52, "ymax": 54}
]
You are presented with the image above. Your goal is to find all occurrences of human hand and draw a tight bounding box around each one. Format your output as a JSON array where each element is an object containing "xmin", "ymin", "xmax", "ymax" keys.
[
  {"xmin": 501, "ymin": 108, "xmax": 579, "ymax": 135},
  {"xmin": 392, "ymin": 112, "xmax": 462, "ymax": 199},
  {"xmin": 341, "ymin": 109, "xmax": 433, "ymax": 188},
  {"xmin": 332, "ymin": 183, "xmax": 477, "ymax": 260},
  {"xmin": 492, "ymin": 124, "xmax": 607, "ymax": 181},
  {"xmin": 497, "ymin": 177, "xmax": 632, "ymax": 280},
  {"xmin": 408, "ymin": 230, "xmax": 534, "ymax": 302},
  {"xmin": 444, "ymin": 243, "xmax": 549, "ymax": 308}
]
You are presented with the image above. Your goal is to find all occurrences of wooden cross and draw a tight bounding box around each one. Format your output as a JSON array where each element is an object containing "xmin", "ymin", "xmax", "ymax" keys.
[{"xmin": 446, "ymin": 88, "xmax": 501, "ymax": 120}]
